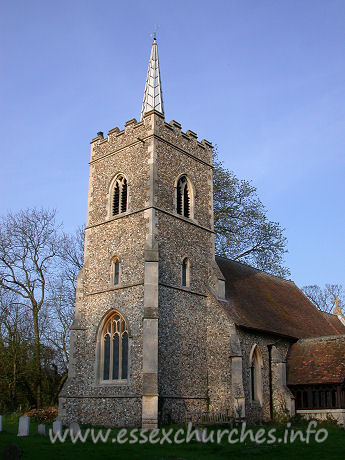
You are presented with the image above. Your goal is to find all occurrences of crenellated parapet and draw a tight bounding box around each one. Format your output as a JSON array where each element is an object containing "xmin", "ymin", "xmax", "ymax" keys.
[
  {"xmin": 90, "ymin": 111, "xmax": 213, "ymax": 166},
  {"xmin": 89, "ymin": 115, "xmax": 153, "ymax": 163},
  {"xmin": 153, "ymin": 112, "xmax": 213, "ymax": 165}
]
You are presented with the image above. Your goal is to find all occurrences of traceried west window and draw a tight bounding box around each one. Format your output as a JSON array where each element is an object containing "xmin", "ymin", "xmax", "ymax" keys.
[
  {"xmin": 110, "ymin": 257, "xmax": 120, "ymax": 286},
  {"xmin": 181, "ymin": 257, "xmax": 190, "ymax": 287},
  {"xmin": 176, "ymin": 175, "xmax": 193, "ymax": 218},
  {"xmin": 101, "ymin": 312, "xmax": 128, "ymax": 382},
  {"xmin": 112, "ymin": 174, "xmax": 128, "ymax": 216}
]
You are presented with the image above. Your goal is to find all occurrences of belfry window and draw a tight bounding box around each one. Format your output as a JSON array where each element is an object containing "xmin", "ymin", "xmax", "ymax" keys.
[
  {"xmin": 176, "ymin": 175, "xmax": 192, "ymax": 218},
  {"xmin": 181, "ymin": 257, "xmax": 190, "ymax": 287},
  {"xmin": 110, "ymin": 257, "xmax": 120, "ymax": 286},
  {"xmin": 102, "ymin": 312, "xmax": 128, "ymax": 381},
  {"xmin": 112, "ymin": 175, "xmax": 128, "ymax": 216}
]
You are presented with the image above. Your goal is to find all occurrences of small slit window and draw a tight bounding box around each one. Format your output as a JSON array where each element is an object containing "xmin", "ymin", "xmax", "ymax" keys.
[
  {"xmin": 181, "ymin": 257, "xmax": 190, "ymax": 287},
  {"xmin": 176, "ymin": 175, "xmax": 192, "ymax": 218},
  {"xmin": 112, "ymin": 175, "xmax": 128, "ymax": 216},
  {"xmin": 101, "ymin": 312, "xmax": 128, "ymax": 381},
  {"xmin": 111, "ymin": 257, "xmax": 120, "ymax": 286}
]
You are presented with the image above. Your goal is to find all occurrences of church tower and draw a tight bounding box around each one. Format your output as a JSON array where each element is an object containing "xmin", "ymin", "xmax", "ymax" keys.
[{"xmin": 59, "ymin": 38, "xmax": 217, "ymax": 428}]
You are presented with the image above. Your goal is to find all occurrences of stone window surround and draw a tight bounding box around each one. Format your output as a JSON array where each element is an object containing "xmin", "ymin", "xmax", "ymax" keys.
[
  {"xmin": 249, "ymin": 343, "xmax": 264, "ymax": 405},
  {"xmin": 174, "ymin": 173, "xmax": 196, "ymax": 221},
  {"xmin": 94, "ymin": 309, "xmax": 132, "ymax": 387},
  {"xmin": 106, "ymin": 172, "xmax": 130, "ymax": 219},
  {"xmin": 110, "ymin": 256, "xmax": 121, "ymax": 287},
  {"xmin": 181, "ymin": 256, "xmax": 191, "ymax": 288}
]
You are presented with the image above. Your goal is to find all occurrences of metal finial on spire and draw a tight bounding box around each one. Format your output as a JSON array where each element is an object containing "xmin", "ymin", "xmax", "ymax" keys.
[
  {"xmin": 140, "ymin": 35, "xmax": 164, "ymax": 120},
  {"xmin": 151, "ymin": 24, "xmax": 158, "ymax": 41}
]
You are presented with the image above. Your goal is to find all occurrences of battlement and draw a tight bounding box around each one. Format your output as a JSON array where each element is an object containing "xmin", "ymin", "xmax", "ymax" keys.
[
  {"xmin": 90, "ymin": 111, "xmax": 213, "ymax": 165},
  {"xmin": 155, "ymin": 113, "xmax": 213, "ymax": 164},
  {"xmin": 162, "ymin": 118, "xmax": 213, "ymax": 151}
]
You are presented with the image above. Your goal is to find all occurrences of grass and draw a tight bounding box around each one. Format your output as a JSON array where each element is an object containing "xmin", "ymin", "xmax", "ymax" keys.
[{"xmin": 0, "ymin": 414, "xmax": 344, "ymax": 459}]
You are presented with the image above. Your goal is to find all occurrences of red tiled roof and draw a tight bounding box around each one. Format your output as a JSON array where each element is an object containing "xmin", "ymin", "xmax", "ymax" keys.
[
  {"xmin": 321, "ymin": 312, "xmax": 345, "ymax": 334},
  {"xmin": 286, "ymin": 335, "xmax": 345, "ymax": 385},
  {"xmin": 216, "ymin": 256, "xmax": 343, "ymax": 339}
]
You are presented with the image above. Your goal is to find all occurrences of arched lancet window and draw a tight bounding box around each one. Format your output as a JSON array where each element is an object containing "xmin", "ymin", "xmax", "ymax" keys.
[
  {"xmin": 101, "ymin": 311, "xmax": 128, "ymax": 381},
  {"xmin": 112, "ymin": 174, "xmax": 128, "ymax": 216},
  {"xmin": 176, "ymin": 175, "xmax": 193, "ymax": 218},
  {"xmin": 181, "ymin": 257, "xmax": 190, "ymax": 287},
  {"xmin": 110, "ymin": 257, "xmax": 120, "ymax": 286},
  {"xmin": 249, "ymin": 345, "xmax": 263, "ymax": 404}
]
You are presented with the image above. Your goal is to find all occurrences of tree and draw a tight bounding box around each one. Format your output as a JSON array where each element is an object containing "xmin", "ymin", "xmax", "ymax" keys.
[
  {"xmin": 301, "ymin": 284, "xmax": 344, "ymax": 314},
  {"xmin": 0, "ymin": 289, "xmax": 34, "ymax": 410},
  {"xmin": 44, "ymin": 226, "xmax": 84, "ymax": 402},
  {"xmin": 59, "ymin": 226, "xmax": 84, "ymax": 288},
  {"xmin": 0, "ymin": 208, "xmax": 61, "ymax": 408},
  {"xmin": 213, "ymin": 151, "xmax": 289, "ymax": 277},
  {"xmin": 0, "ymin": 208, "xmax": 85, "ymax": 410}
]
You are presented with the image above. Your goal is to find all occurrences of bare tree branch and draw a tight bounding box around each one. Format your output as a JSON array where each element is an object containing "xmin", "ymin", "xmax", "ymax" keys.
[{"xmin": 302, "ymin": 284, "xmax": 345, "ymax": 314}]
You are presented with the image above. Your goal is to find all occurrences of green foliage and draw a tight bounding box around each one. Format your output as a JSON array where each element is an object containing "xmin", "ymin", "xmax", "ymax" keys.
[
  {"xmin": 0, "ymin": 326, "xmax": 65, "ymax": 412},
  {"xmin": 0, "ymin": 209, "xmax": 82, "ymax": 411},
  {"xmin": 213, "ymin": 151, "xmax": 289, "ymax": 277}
]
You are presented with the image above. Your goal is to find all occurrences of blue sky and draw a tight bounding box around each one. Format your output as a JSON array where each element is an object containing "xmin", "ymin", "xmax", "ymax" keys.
[{"xmin": 1, "ymin": 0, "xmax": 344, "ymax": 288}]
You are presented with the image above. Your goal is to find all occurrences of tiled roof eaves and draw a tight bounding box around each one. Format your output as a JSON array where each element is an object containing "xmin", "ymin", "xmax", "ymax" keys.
[
  {"xmin": 215, "ymin": 256, "xmax": 341, "ymax": 339},
  {"xmin": 286, "ymin": 335, "xmax": 345, "ymax": 385}
]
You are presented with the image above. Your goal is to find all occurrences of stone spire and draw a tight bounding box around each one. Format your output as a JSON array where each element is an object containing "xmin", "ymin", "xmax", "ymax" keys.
[{"xmin": 141, "ymin": 37, "xmax": 164, "ymax": 120}]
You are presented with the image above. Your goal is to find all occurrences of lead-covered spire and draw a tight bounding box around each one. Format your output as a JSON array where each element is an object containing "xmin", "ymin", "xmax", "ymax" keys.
[{"xmin": 141, "ymin": 37, "xmax": 164, "ymax": 120}]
